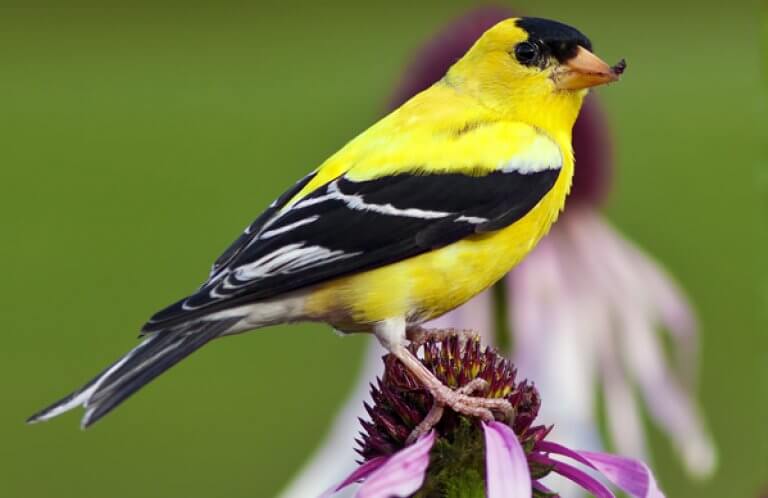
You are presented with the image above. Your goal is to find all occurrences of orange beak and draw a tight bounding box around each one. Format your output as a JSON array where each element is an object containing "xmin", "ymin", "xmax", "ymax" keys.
[{"xmin": 553, "ymin": 46, "xmax": 626, "ymax": 90}]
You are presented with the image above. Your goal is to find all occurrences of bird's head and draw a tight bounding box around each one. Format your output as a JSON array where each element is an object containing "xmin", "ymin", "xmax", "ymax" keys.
[{"xmin": 447, "ymin": 17, "xmax": 625, "ymax": 135}]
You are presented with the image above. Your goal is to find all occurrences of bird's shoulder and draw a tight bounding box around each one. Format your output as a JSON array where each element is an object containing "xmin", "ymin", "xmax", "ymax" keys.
[{"xmin": 288, "ymin": 82, "xmax": 565, "ymax": 206}]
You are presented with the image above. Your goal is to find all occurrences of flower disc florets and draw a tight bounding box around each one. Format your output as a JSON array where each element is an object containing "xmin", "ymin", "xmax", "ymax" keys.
[
  {"xmin": 357, "ymin": 333, "xmax": 547, "ymax": 462},
  {"xmin": 332, "ymin": 331, "xmax": 664, "ymax": 498}
]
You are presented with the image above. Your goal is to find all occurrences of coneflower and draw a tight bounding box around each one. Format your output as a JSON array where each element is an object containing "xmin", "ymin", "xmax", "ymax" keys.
[{"xmin": 325, "ymin": 333, "xmax": 663, "ymax": 498}]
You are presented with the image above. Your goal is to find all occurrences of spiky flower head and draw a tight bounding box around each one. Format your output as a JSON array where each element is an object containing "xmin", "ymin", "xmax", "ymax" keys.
[
  {"xmin": 358, "ymin": 334, "xmax": 546, "ymax": 462},
  {"xmin": 327, "ymin": 332, "xmax": 664, "ymax": 498}
]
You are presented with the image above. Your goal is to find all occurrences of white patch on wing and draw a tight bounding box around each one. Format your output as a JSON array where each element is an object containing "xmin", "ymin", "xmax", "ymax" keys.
[
  {"xmin": 291, "ymin": 191, "xmax": 336, "ymax": 209},
  {"xmin": 260, "ymin": 215, "xmax": 320, "ymax": 239},
  {"xmin": 209, "ymin": 285, "xmax": 228, "ymax": 299},
  {"xmin": 293, "ymin": 180, "xmax": 456, "ymax": 221},
  {"xmin": 456, "ymin": 215, "xmax": 488, "ymax": 224},
  {"xmin": 182, "ymin": 300, "xmax": 207, "ymax": 311},
  {"xmin": 206, "ymin": 268, "xmax": 227, "ymax": 286},
  {"xmin": 330, "ymin": 181, "xmax": 454, "ymax": 219},
  {"xmin": 233, "ymin": 243, "xmax": 360, "ymax": 281},
  {"xmin": 500, "ymin": 132, "xmax": 563, "ymax": 174}
]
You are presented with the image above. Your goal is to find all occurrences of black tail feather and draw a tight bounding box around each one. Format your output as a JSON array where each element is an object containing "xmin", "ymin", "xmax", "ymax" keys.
[{"xmin": 27, "ymin": 317, "xmax": 241, "ymax": 428}]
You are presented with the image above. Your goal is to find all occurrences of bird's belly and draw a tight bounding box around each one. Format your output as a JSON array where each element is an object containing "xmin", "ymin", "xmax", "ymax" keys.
[{"xmin": 304, "ymin": 174, "xmax": 569, "ymax": 331}]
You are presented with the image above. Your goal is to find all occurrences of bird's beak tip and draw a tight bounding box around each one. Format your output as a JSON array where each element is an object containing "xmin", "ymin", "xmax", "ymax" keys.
[
  {"xmin": 554, "ymin": 47, "xmax": 626, "ymax": 91},
  {"xmin": 611, "ymin": 58, "xmax": 627, "ymax": 76}
]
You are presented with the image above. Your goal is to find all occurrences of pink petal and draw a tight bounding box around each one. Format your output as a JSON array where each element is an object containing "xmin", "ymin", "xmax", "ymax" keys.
[
  {"xmin": 566, "ymin": 212, "xmax": 715, "ymax": 477},
  {"xmin": 355, "ymin": 430, "xmax": 435, "ymax": 498},
  {"xmin": 587, "ymin": 214, "xmax": 698, "ymax": 381},
  {"xmin": 549, "ymin": 458, "xmax": 616, "ymax": 498},
  {"xmin": 618, "ymin": 304, "xmax": 715, "ymax": 476},
  {"xmin": 579, "ymin": 451, "xmax": 665, "ymax": 498},
  {"xmin": 509, "ymin": 229, "xmax": 604, "ymax": 458},
  {"xmin": 508, "ymin": 233, "xmax": 567, "ymax": 358},
  {"xmin": 598, "ymin": 330, "xmax": 649, "ymax": 459},
  {"xmin": 529, "ymin": 451, "xmax": 614, "ymax": 498},
  {"xmin": 532, "ymin": 480, "xmax": 554, "ymax": 494},
  {"xmin": 482, "ymin": 421, "xmax": 532, "ymax": 498},
  {"xmin": 536, "ymin": 442, "xmax": 665, "ymax": 498},
  {"xmin": 614, "ymin": 221, "xmax": 698, "ymax": 341},
  {"xmin": 321, "ymin": 457, "xmax": 388, "ymax": 497},
  {"xmin": 536, "ymin": 441, "xmax": 599, "ymax": 467}
]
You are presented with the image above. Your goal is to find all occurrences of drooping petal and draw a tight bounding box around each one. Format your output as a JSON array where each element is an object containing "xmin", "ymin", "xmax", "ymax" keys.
[
  {"xmin": 355, "ymin": 430, "xmax": 435, "ymax": 498},
  {"xmin": 551, "ymin": 460, "xmax": 615, "ymax": 498},
  {"xmin": 609, "ymin": 218, "xmax": 698, "ymax": 349},
  {"xmin": 587, "ymin": 212, "xmax": 699, "ymax": 385},
  {"xmin": 508, "ymin": 232, "xmax": 569, "ymax": 361},
  {"xmin": 320, "ymin": 457, "xmax": 388, "ymax": 498},
  {"xmin": 532, "ymin": 480, "xmax": 555, "ymax": 495},
  {"xmin": 536, "ymin": 441, "xmax": 602, "ymax": 467},
  {"xmin": 592, "ymin": 218, "xmax": 715, "ymax": 475},
  {"xmin": 557, "ymin": 211, "xmax": 652, "ymax": 462},
  {"xmin": 562, "ymin": 210, "xmax": 715, "ymax": 477},
  {"xmin": 530, "ymin": 453, "xmax": 615, "ymax": 498},
  {"xmin": 578, "ymin": 451, "xmax": 665, "ymax": 498},
  {"xmin": 482, "ymin": 421, "xmax": 532, "ymax": 498},
  {"xmin": 536, "ymin": 441, "xmax": 665, "ymax": 498},
  {"xmin": 618, "ymin": 303, "xmax": 716, "ymax": 476},
  {"xmin": 597, "ymin": 327, "xmax": 649, "ymax": 459},
  {"xmin": 508, "ymin": 230, "xmax": 604, "ymax": 498}
]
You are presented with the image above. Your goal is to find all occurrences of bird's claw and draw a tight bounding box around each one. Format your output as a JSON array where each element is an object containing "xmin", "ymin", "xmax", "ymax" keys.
[{"xmin": 406, "ymin": 378, "xmax": 514, "ymax": 444}]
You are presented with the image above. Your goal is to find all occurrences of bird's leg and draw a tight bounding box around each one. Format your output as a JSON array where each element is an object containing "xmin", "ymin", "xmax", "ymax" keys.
[
  {"xmin": 375, "ymin": 318, "xmax": 514, "ymax": 435},
  {"xmin": 407, "ymin": 404, "xmax": 444, "ymax": 445}
]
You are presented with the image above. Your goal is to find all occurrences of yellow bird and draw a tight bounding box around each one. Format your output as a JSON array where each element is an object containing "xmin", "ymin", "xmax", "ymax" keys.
[{"xmin": 29, "ymin": 17, "xmax": 624, "ymax": 428}]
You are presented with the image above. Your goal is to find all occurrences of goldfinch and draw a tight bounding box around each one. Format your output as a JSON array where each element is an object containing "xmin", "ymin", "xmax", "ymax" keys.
[{"xmin": 29, "ymin": 17, "xmax": 624, "ymax": 428}]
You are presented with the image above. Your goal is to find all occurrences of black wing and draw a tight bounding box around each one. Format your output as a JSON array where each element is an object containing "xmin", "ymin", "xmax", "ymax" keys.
[{"xmin": 143, "ymin": 168, "xmax": 560, "ymax": 331}]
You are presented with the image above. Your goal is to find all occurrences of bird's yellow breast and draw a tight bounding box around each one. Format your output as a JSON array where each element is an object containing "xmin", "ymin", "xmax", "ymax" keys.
[{"xmin": 304, "ymin": 158, "xmax": 573, "ymax": 331}]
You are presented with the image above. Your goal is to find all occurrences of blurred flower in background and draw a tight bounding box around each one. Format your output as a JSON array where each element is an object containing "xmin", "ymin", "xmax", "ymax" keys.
[{"xmin": 279, "ymin": 6, "xmax": 715, "ymax": 497}]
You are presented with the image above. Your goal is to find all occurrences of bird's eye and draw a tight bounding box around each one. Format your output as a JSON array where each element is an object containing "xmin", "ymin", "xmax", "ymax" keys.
[{"xmin": 514, "ymin": 41, "xmax": 540, "ymax": 65}]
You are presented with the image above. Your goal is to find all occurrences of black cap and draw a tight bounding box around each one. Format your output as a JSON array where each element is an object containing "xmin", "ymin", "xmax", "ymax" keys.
[{"xmin": 516, "ymin": 17, "xmax": 593, "ymax": 62}]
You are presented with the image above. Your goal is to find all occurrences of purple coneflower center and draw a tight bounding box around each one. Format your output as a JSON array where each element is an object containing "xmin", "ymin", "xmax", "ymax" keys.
[{"xmin": 357, "ymin": 334, "xmax": 552, "ymax": 494}]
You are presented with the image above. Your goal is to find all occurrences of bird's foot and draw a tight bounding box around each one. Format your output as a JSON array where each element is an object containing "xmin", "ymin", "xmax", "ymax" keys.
[
  {"xmin": 405, "ymin": 378, "xmax": 514, "ymax": 444},
  {"xmin": 378, "ymin": 322, "xmax": 513, "ymax": 445}
]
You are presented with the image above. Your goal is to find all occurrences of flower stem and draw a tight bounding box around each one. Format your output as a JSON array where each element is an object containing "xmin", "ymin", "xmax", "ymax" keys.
[
  {"xmin": 413, "ymin": 418, "xmax": 486, "ymax": 498},
  {"xmin": 491, "ymin": 281, "xmax": 512, "ymax": 353}
]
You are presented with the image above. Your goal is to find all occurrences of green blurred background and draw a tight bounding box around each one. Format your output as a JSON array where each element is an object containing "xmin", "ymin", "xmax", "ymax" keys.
[{"xmin": 2, "ymin": 2, "xmax": 765, "ymax": 497}]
